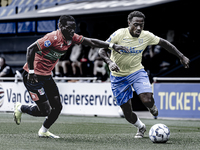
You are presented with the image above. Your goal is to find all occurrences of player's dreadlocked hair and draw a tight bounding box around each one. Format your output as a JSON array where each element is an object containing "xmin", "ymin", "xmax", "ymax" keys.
[
  {"xmin": 127, "ymin": 11, "xmax": 145, "ymax": 22},
  {"xmin": 59, "ymin": 15, "xmax": 75, "ymax": 25}
]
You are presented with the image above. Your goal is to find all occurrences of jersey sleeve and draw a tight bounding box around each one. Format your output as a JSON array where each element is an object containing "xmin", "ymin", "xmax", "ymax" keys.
[
  {"xmin": 72, "ymin": 33, "xmax": 84, "ymax": 45},
  {"xmin": 36, "ymin": 33, "xmax": 54, "ymax": 51},
  {"xmin": 106, "ymin": 29, "xmax": 121, "ymax": 44},
  {"xmin": 147, "ymin": 31, "xmax": 160, "ymax": 45},
  {"xmin": 106, "ymin": 29, "xmax": 122, "ymax": 51}
]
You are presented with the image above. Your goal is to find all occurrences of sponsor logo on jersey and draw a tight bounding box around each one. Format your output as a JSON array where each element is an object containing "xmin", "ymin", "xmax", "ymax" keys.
[
  {"xmin": 122, "ymin": 38, "xmax": 133, "ymax": 43},
  {"xmin": 44, "ymin": 50, "xmax": 66, "ymax": 61},
  {"xmin": 44, "ymin": 40, "xmax": 51, "ymax": 47},
  {"xmin": 119, "ymin": 46, "xmax": 143, "ymax": 56}
]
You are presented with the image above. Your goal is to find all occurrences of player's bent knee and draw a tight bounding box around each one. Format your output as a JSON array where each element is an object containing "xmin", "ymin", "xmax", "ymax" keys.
[
  {"xmin": 57, "ymin": 104, "xmax": 63, "ymax": 113},
  {"xmin": 142, "ymin": 98, "xmax": 154, "ymax": 108},
  {"xmin": 139, "ymin": 93, "xmax": 154, "ymax": 106},
  {"xmin": 38, "ymin": 101, "xmax": 51, "ymax": 116},
  {"xmin": 54, "ymin": 96, "xmax": 63, "ymax": 112},
  {"xmin": 43, "ymin": 108, "xmax": 51, "ymax": 116}
]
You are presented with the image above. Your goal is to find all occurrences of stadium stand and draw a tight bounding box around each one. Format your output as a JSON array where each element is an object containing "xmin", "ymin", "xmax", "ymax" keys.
[
  {"xmin": 1, "ymin": 0, "xmax": 100, "ymax": 17},
  {"xmin": 17, "ymin": 4, "xmax": 35, "ymax": 14},
  {"xmin": 0, "ymin": 35, "xmax": 43, "ymax": 71},
  {"xmin": 0, "ymin": 6, "xmax": 15, "ymax": 17},
  {"xmin": 0, "ymin": 0, "xmax": 198, "ymax": 79}
]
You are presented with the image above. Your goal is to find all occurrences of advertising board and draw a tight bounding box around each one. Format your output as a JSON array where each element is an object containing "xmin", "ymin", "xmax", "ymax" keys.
[
  {"xmin": 154, "ymin": 83, "xmax": 200, "ymax": 118},
  {"xmin": 0, "ymin": 82, "xmax": 120, "ymax": 117}
]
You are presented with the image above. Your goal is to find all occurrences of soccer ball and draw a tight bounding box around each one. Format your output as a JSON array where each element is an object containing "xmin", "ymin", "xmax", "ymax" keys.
[{"xmin": 149, "ymin": 123, "xmax": 170, "ymax": 143}]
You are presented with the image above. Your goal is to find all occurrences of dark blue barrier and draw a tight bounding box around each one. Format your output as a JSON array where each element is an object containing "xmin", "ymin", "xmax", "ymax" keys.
[{"xmin": 154, "ymin": 83, "xmax": 200, "ymax": 118}]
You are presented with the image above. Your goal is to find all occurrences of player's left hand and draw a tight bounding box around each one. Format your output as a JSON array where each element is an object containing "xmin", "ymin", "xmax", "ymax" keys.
[
  {"xmin": 108, "ymin": 61, "xmax": 120, "ymax": 72},
  {"xmin": 180, "ymin": 55, "xmax": 190, "ymax": 68},
  {"xmin": 27, "ymin": 73, "xmax": 38, "ymax": 84},
  {"xmin": 113, "ymin": 44, "xmax": 130, "ymax": 54}
]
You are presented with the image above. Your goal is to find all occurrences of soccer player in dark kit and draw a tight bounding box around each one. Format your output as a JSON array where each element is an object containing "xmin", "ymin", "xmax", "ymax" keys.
[{"xmin": 14, "ymin": 15, "xmax": 129, "ymax": 138}]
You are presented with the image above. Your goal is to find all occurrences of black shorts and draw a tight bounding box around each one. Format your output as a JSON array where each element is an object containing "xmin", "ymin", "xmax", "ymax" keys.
[{"xmin": 22, "ymin": 70, "xmax": 59, "ymax": 104}]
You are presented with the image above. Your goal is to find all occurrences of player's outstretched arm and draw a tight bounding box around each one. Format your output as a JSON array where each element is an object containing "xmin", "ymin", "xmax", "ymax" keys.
[
  {"xmin": 98, "ymin": 48, "xmax": 120, "ymax": 72},
  {"xmin": 158, "ymin": 38, "xmax": 190, "ymax": 68},
  {"xmin": 82, "ymin": 37, "xmax": 129, "ymax": 54}
]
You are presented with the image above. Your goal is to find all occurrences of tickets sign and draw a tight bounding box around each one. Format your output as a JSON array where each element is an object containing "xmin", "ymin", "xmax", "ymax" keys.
[{"xmin": 154, "ymin": 83, "xmax": 200, "ymax": 118}]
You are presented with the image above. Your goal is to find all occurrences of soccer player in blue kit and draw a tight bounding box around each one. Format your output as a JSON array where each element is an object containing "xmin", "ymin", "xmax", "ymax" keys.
[{"xmin": 99, "ymin": 11, "xmax": 190, "ymax": 138}]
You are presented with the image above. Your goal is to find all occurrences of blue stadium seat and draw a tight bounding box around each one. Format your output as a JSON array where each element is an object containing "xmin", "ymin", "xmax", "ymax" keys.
[
  {"xmin": 37, "ymin": 2, "xmax": 58, "ymax": 10},
  {"xmin": 9, "ymin": 0, "xmax": 22, "ymax": 6},
  {"xmin": 0, "ymin": 6, "xmax": 15, "ymax": 17},
  {"xmin": 17, "ymin": 4, "xmax": 35, "ymax": 14},
  {"xmin": 57, "ymin": 0, "xmax": 74, "ymax": 5}
]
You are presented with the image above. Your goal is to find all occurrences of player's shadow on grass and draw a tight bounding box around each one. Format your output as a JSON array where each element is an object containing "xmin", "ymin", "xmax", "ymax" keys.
[
  {"xmin": 58, "ymin": 136, "xmax": 154, "ymax": 143},
  {"xmin": 134, "ymin": 137, "xmax": 172, "ymax": 145},
  {"xmin": 152, "ymin": 142, "xmax": 172, "ymax": 144},
  {"xmin": 151, "ymin": 141, "xmax": 172, "ymax": 144}
]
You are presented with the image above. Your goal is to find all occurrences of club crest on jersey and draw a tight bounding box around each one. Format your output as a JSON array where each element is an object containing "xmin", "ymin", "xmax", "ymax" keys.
[
  {"xmin": 44, "ymin": 40, "xmax": 51, "ymax": 47},
  {"xmin": 138, "ymin": 38, "xmax": 143, "ymax": 44}
]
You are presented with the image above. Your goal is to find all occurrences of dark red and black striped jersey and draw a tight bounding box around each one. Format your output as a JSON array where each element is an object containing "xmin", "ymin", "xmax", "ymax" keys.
[{"xmin": 23, "ymin": 29, "xmax": 84, "ymax": 75}]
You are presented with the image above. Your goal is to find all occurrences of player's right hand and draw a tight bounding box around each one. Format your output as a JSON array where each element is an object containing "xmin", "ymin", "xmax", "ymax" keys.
[
  {"xmin": 180, "ymin": 55, "xmax": 190, "ymax": 68},
  {"xmin": 27, "ymin": 74, "xmax": 38, "ymax": 84},
  {"xmin": 113, "ymin": 44, "xmax": 130, "ymax": 54},
  {"xmin": 108, "ymin": 61, "xmax": 120, "ymax": 72}
]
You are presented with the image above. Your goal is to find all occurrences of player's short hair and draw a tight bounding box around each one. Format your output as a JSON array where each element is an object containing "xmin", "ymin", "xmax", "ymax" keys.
[
  {"xmin": 59, "ymin": 15, "xmax": 75, "ymax": 25},
  {"xmin": 127, "ymin": 11, "xmax": 145, "ymax": 22}
]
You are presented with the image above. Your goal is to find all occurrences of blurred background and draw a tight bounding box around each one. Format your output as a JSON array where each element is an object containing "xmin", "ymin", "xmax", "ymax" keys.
[
  {"xmin": 0, "ymin": 0, "xmax": 198, "ymax": 80},
  {"xmin": 0, "ymin": 0, "xmax": 198, "ymax": 112}
]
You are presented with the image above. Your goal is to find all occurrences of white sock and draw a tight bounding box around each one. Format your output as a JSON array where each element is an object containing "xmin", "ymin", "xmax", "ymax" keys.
[
  {"xmin": 40, "ymin": 125, "xmax": 48, "ymax": 133},
  {"xmin": 148, "ymin": 105, "xmax": 156, "ymax": 111},
  {"xmin": 150, "ymin": 104, "xmax": 156, "ymax": 109},
  {"xmin": 133, "ymin": 118, "xmax": 144, "ymax": 129},
  {"xmin": 17, "ymin": 105, "xmax": 22, "ymax": 113}
]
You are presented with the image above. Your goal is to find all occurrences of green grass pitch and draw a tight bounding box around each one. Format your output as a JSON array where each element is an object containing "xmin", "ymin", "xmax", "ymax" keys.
[{"xmin": 0, "ymin": 113, "xmax": 200, "ymax": 150}]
